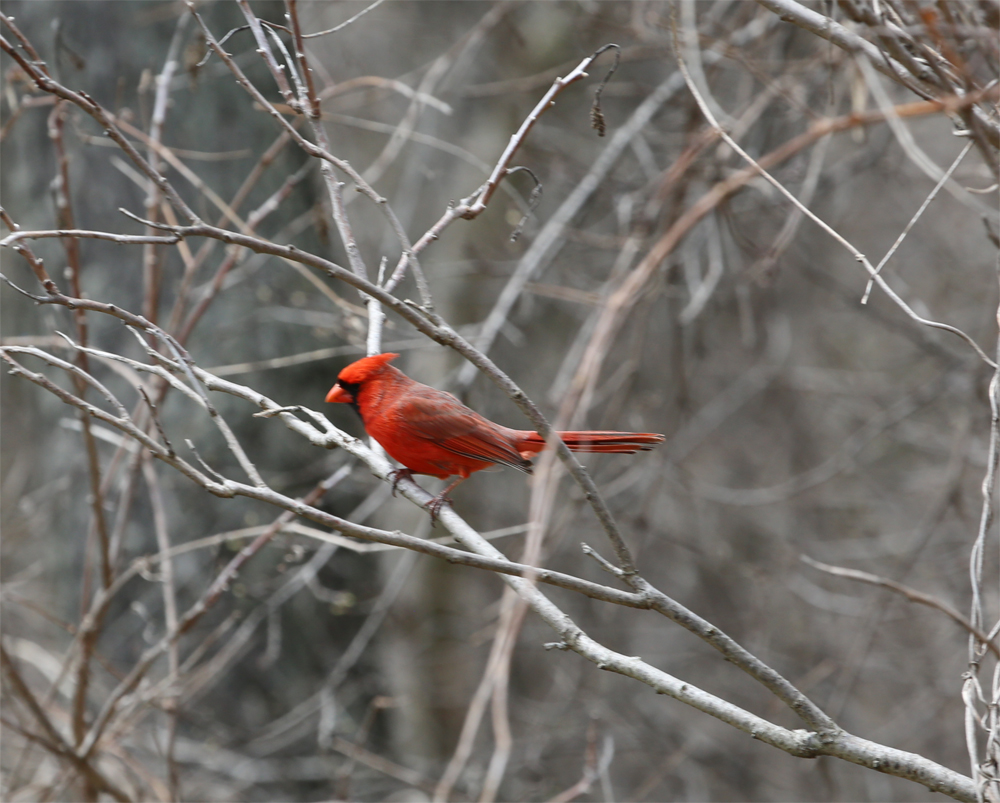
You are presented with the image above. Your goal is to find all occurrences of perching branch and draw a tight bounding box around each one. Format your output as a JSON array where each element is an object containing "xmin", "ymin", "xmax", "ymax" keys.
[{"xmin": 0, "ymin": 329, "xmax": 979, "ymax": 800}]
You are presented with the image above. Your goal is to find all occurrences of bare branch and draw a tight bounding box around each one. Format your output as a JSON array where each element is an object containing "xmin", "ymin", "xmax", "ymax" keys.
[
  {"xmin": 801, "ymin": 555, "xmax": 1000, "ymax": 658},
  {"xmin": 301, "ymin": 0, "xmax": 386, "ymax": 38},
  {"xmin": 671, "ymin": 19, "xmax": 998, "ymax": 368},
  {"xmin": 0, "ymin": 644, "xmax": 132, "ymax": 802}
]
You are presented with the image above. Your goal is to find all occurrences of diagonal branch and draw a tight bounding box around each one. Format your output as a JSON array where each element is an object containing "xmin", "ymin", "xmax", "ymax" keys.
[
  {"xmin": 801, "ymin": 555, "xmax": 1000, "ymax": 659},
  {"xmin": 671, "ymin": 18, "xmax": 998, "ymax": 369},
  {"xmin": 0, "ymin": 644, "xmax": 132, "ymax": 802},
  {"xmin": 0, "ymin": 332, "xmax": 979, "ymax": 801}
]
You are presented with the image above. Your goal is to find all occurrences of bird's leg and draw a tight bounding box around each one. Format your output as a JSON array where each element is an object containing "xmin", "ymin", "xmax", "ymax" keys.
[
  {"xmin": 387, "ymin": 468, "xmax": 415, "ymax": 497},
  {"xmin": 427, "ymin": 476, "xmax": 467, "ymax": 523}
]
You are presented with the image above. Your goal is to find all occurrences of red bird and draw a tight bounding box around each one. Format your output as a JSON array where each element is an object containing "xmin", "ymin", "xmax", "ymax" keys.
[{"xmin": 326, "ymin": 353, "xmax": 664, "ymax": 518}]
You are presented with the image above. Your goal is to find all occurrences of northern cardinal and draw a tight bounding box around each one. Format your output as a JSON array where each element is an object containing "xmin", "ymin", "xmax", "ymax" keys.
[{"xmin": 326, "ymin": 353, "xmax": 664, "ymax": 518}]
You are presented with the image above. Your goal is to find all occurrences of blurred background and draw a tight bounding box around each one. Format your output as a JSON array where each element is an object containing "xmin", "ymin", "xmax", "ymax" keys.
[{"xmin": 2, "ymin": 1, "xmax": 998, "ymax": 800}]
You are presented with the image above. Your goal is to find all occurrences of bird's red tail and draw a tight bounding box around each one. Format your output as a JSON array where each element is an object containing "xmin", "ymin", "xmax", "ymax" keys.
[{"xmin": 517, "ymin": 430, "xmax": 664, "ymax": 455}]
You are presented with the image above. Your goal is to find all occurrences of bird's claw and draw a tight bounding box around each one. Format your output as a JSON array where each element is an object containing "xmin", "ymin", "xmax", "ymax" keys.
[
  {"xmin": 387, "ymin": 468, "xmax": 414, "ymax": 497},
  {"xmin": 427, "ymin": 493, "xmax": 452, "ymax": 524},
  {"xmin": 385, "ymin": 469, "xmax": 451, "ymax": 522}
]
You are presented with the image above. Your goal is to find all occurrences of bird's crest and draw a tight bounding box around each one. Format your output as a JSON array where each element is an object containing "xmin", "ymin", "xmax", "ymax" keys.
[{"xmin": 338, "ymin": 352, "xmax": 399, "ymax": 384}]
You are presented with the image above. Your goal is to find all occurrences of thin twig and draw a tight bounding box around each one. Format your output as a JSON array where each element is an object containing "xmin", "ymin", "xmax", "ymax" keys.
[
  {"xmin": 0, "ymin": 644, "xmax": 132, "ymax": 802},
  {"xmin": 465, "ymin": 44, "xmax": 620, "ymax": 217},
  {"xmin": 0, "ymin": 336, "xmax": 979, "ymax": 800},
  {"xmin": 861, "ymin": 139, "xmax": 974, "ymax": 303},
  {"xmin": 142, "ymin": 456, "xmax": 180, "ymax": 799},
  {"xmin": 671, "ymin": 18, "xmax": 997, "ymax": 368},
  {"xmin": 301, "ymin": 0, "xmax": 386, "ymax": 38},
  {"xmin": 0, "ymin": 22, "xmax": 199, "ymax": 223},
  {"xmin": 801, "ymin": 555, "xmax": 999, "ymax": 658}
]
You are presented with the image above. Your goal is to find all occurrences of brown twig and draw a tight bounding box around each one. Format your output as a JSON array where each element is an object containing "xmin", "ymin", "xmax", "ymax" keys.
[
  {"xmin": 0, "ymin": 322, "xmax": 979, "ymax": 800},
  {"xmin": 801, "ymin": 555, "xmax": 1000, "ymax": 659},
  {"xmin": 141, "ymin": 456, "xmax": 180, "ymax": 799},
  {"xmin": 754, "ymin": 0, "xmax": 998, "ymax": 148},
  {"xmin": 47, "ymin": 104, "xmax": 114, "ymax": 720},
  {"xmin": 3, "ymin": 324, "xmax": 837, "ymax": 746},
  {"xmin": 187, "ymin": 2, "xmax": 425, "ymax": 293},
  {"xmin": 1, "ymin": 20, "xmax": 199, "ymax": 223},
  {"xmin": 546, "ymin": 721, "xmax": 602, "ymax": 803},
  {"xmin": 671, "ymin": 23, "xmax": 997, "ymax": 367},
  {"xmin": 0, "ymin": 644, "xmax": 132, "ymax": 802},
  {"xmin": 463, "ymin": 44, "xmax": 619, "ymax": 216},
  {"xmin": 2, "ymin": 11, "xmax": 992, "ymax": 799},
  {"xmin": 176, "ymin": 162, "xmax": 312, "ymax": 345},
  {"xmin": 33, "ymin": 210, "xmax": 637, "ymax": 573},
  {"xmin": 329, "ymin": 736, "xmax": 435, "ymax": 794}
]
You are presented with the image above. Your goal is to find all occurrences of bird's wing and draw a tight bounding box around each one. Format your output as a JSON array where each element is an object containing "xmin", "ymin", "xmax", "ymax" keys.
[{"xmin": 395, "ymin": 390, "xmax": 531, "ymax": 472}]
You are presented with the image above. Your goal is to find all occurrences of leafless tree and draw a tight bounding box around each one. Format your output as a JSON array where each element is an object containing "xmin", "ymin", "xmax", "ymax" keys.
[{"xmin": 1, "ymin": 2, "xmax": 998, "ymax": 801}]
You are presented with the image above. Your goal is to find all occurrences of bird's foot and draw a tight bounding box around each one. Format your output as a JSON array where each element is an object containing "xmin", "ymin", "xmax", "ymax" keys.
[
  {"xmin": 387, "ymin": 468, "xmax": 414, "ymax": 497},
  {"xmin": 426, "ymin": 493, "xmax": 453, "ymax": 524}
]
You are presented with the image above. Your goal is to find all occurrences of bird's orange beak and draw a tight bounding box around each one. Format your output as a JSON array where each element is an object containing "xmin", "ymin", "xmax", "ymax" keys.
[{"xmin": 326, "ymin": 383, "xmax": 354, "ymax": 404}]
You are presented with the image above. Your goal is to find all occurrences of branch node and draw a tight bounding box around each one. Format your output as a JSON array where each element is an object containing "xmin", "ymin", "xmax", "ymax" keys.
[
  {"xmin": 581, "ymin": 542, "xmax": 625, "ymax": 578},
  {"xmin": 254, "ymin": 405, "xmax": 299, "ymax": 418},
  {"xmin": 185, "ymin": 438, "xmax": 227, "ymax": 483}
]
